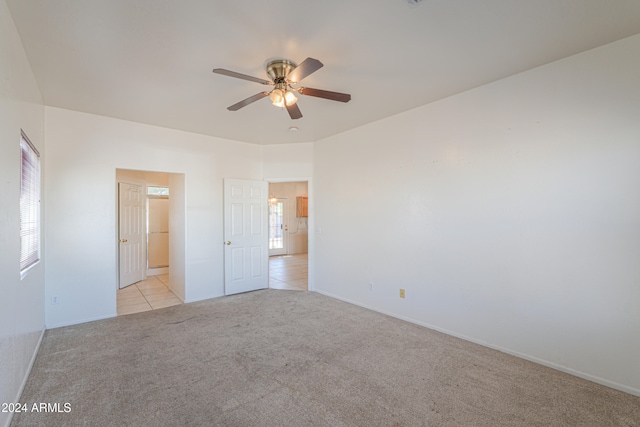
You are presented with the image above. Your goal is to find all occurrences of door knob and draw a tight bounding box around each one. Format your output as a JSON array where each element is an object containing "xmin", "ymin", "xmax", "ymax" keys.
[
  {"xmin": 121, "ymin": 239, "xmax": 127, "ymax": 243},
  {"xmin": 225, "ymin": 241, "xmax": 231, "ymax": 245}
]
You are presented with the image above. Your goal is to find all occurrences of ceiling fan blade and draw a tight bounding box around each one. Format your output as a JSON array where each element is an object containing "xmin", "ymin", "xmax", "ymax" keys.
[
  {"xmin": 285, "ymin": 100, "xmax": 303, "ymax": 120},
  {"xmin": 212, "ymin": 68, "xmax": 272, "ymax": 85},
  {"xmin": 227, "ymin": 92, "xmax": 269, "ymax": 111},
  {"xmin": 286, "ymin": 58, "xmax": 323, "ymax": 84},
  {"xmin": 298, "ymin": 87, "xmax": 351, "ymax": 103}
]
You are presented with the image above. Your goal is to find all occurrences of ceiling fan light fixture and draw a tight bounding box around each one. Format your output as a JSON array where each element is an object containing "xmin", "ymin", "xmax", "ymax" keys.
[
  {"xmin": 270, "ymin": 88, "xmax": 297, "ymax": 108},
  {"xmin": 270, "ymin": 89, "xmax": 285, "ymax": 107},
  {"xmin": 284, "ymin": 90, "xmax": 298, "ymax": 106}
]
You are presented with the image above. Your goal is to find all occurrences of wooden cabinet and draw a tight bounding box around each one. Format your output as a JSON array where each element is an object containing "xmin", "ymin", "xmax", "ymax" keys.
[{"xmin": 296, "ymin": 196, "xmax": 308, "ymax": 218}]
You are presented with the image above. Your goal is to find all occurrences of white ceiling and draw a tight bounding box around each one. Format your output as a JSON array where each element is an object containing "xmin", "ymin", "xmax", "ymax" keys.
[{"xmin": 7, "ymin": 0, "xmax": 640, "ymax": 145}]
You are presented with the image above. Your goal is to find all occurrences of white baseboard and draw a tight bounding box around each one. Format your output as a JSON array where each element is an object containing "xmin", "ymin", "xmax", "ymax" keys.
[
  {"xmin": 146, "ymin": 267, "xmax": 169, "ymax": 276},
  {"xmin": 4, "ymin": 328, "xmax": 46, "ymax": 427},
  {"xmin": 313, "ymin": 289, "xmax": 640, "ymax": 398},
  {"xmin": 183, "ymin": 292, "xmax": 224, "ymax": 304},
  {"xmin": 46, "ymin": 313, "xmax": 116, "ymax": 329}
]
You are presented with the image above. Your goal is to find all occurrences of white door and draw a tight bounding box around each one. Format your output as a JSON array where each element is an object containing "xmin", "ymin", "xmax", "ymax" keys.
[
  {"xmin": 118, "ymin": 182, "xmax": 145, "ymax": 288},
  {"xmin": 269, "ymin": 198, "xmax": 288, "ymax": 256},
  {"xmin": 224, "ymin": 179, "xmax": 268, "ymax": 295}
]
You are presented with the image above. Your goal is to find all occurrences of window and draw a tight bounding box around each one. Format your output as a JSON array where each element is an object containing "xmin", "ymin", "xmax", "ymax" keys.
[
  {"xmin": 147, "ymin": 186, "xmax": 169, "ymax": 197},
  {"xmin": 20, "ymin": 130, "xmax": 40, "ymax": 274}
]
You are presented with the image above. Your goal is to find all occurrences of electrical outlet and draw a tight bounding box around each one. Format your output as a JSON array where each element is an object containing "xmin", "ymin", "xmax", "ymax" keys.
[
  {"xmin": 399, "ymin": 289, "xmax": 405, "ymax": 298},
  {"xmin": 51, "ymin": 296, "xmax": 59, "ymax": 305},
  {"xmin": 370, "ymin": 282, "xmax": 374, "ymax": 291}
]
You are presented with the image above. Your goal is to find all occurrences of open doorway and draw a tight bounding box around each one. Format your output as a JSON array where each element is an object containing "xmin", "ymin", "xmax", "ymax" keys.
[
  {"xmin": 116, "ymin": 169, "xmax": 185, "ymax": 315},
  {"xmin": 268, "ymin": 181, "xmax": 308, "ymax": 291}
]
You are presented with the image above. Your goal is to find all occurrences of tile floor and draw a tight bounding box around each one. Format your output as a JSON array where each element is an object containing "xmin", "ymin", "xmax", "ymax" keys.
[
  {"xmin": 116, "ymin": 253, "xmax": 308, "ymax": 316},
  {"xmin": 116, "ymin": 274, "xmax": 182, "ymax": 316},
  {"xmin": 269, "ymin": 253, "xmax": 308, "ymax": 291}
]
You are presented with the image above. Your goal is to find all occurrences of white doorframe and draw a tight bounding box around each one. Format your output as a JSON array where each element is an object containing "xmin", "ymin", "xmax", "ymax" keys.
[{"xmin": 266, "ymin": 178, "xmax": 313, "ymax": 291}]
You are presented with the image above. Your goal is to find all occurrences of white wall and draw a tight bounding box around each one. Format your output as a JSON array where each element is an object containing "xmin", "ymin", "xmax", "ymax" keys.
[
  {"xmin": 313, "ymin": 34, "xmax": 640, "ymax": 395},
  {"xmin": 0, "ymin": 2, "xmax": 45, "ymax": 426},
  {"xmin": 262, "ymin": 142, "xmax": 313, "ymax": 180},
  {"xmin": 116, "ymin": 169, "xmax": 170, "ymax": 187},
  {"xmin": 44, "ymin": 107, "xmax": 262, "ymax": 327}
]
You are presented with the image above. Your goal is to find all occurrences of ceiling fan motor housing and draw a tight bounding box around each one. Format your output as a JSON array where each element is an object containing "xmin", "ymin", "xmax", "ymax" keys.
[{"xmin": 266, "ymin": 59, "xmax": 297, "ymax": 83}]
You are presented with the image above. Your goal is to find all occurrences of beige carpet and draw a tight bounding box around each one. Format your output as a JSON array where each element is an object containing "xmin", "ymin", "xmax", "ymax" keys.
[{"xmin": 12, "ymin": 290, "xmax": 640, "ymax": 426}]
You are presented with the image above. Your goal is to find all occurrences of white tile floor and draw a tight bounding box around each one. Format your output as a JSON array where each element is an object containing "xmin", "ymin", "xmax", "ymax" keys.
[
  {"xmin": 116, "ymin": 274, "xmax": 182, "ymax": 316},
  {"xmin": 269, "ymin": 253, "xmax": 308, "ymax": 291},
  {"xmin": 117, "ymin": 253, "xmax": 308, "ymax": 316}
]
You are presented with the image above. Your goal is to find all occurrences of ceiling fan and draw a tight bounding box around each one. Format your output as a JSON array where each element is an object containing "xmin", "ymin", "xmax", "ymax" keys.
[{"xmin": 212, "ymin": 57, "xmax": 351, "ymax": 120}]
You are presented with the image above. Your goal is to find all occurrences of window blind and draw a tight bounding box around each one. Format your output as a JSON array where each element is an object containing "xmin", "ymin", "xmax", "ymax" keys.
[{"xmin": 20, "ymin": 131, "xmax": 40, "ymax": 272}]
